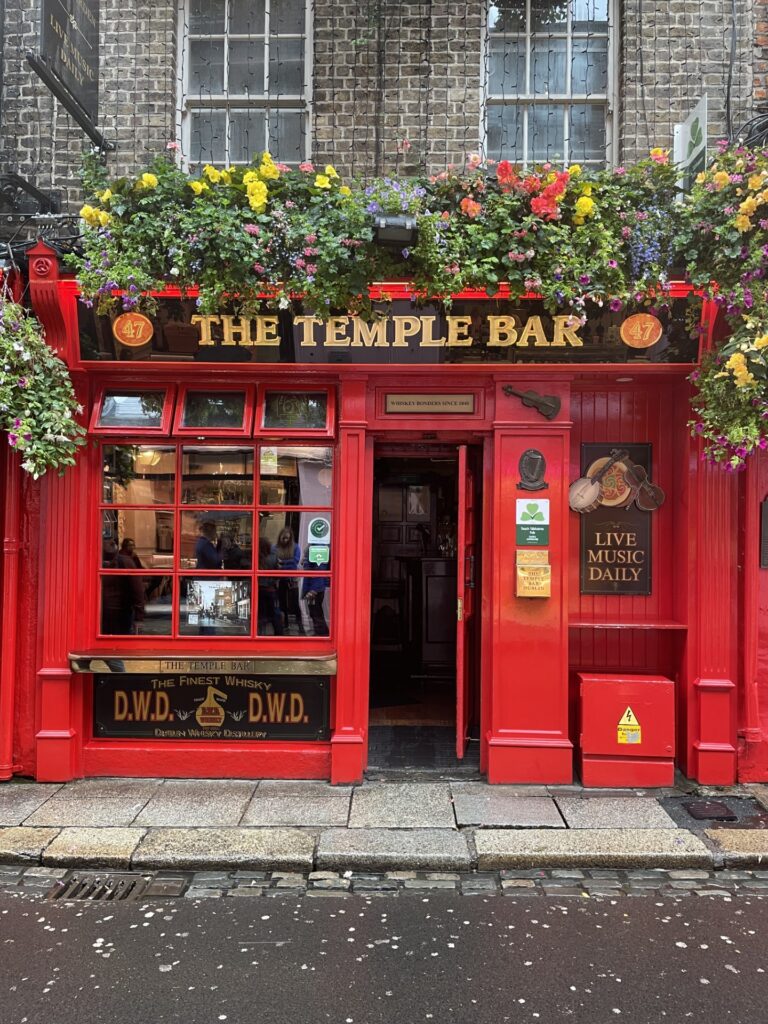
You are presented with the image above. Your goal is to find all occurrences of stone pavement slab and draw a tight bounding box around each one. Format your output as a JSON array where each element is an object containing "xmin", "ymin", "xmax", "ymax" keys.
[
  {"xmin": 349, "ymin": 783, "xmax": 455, "ymax": 829},
  {"xmin": 132, "ymin": 827, "xmax": 315, "ymax": 871},
  {"xmin": 25, "ymin": 779, "xmax": 161, "ymax": 827},
  {"xmin": 134, "ymin": 780, "xmax": 256, "ymax": 827},
  {"xmin": 474, "ymin": 828, "xmax": 712, "ymax": 869},
  {"xmin": 451, "ymin": 784, "xmax": 564, "ymax": 827},
  {"xmin": 555, "ymin": 797, "xmax": 677, "ymax": 829},
  {"xmin": 0, "ymin": 827, "xmax": 60, "ymax": 864},
  {"xmin": 317, "ymin": 828, "xmax": 472, "ymax": 871},
  {"xmin": 0, "ymin": 784, "xmax": 62, "ymax": 826},
  {"xmin": 241, "ymin": 781, "xmax": 352, "ymax": 827},
  {"xmin": 43, "ymin": 827, "xmax": 146, "ymax": 868},
  {"xmin": 705, "ymin": 829, "xmax": 768, "ymax": 867}
]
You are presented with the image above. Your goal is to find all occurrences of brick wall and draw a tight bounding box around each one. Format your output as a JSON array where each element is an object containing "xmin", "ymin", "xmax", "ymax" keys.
[{"xmin": 0, "ymin": 0, "xmax": 762, "ymax": 218}]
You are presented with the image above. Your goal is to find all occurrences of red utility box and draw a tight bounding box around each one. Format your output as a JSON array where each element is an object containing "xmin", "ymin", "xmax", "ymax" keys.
[{"xmin": 578, "ymin": 673, "xmax": 675, "ymax": 787}]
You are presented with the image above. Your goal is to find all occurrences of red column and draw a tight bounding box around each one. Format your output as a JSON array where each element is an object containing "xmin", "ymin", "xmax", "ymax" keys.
[
  {"xmin": 331, "ymin": 378, "xmax": 373, "ymax": 784},
  {"xmin": 487, "ymin": 380, "xmax": 572, "ymax": 783},
  {"xmin": 0, "ymin": 451, "xmax": 22, "ymax": 779},
  {"xmin": 681, "ymin": 443, "xmax": 739, "ymax": 784}
]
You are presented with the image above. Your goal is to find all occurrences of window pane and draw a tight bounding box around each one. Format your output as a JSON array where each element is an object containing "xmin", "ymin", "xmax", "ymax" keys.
[
  {"xmin": 271, "ymin": 0, "xmax": 305, "ymax": 34},
  {"xmin": 259, "ymin": 446, "xmax": 333, "ymax": 505},
  {"xmin": 180, "ymin": 510, "xmax": 254, "ymax": 569},
  {"xmin": 530, "ymin": 104, "xmax": 565, "ymax": 160},
  {"xmin": 102, "ymin": 446, "xmax": 175, "ymax": 505},
  {"xmin": 257, "ymin": 576, "xmax": 330, "ymax": 636},
  {"xmin": 268, "ymin": 37, "xmax": 304, "ymax": 94},
  {"xmin": 570, "ymin": 103, "xmax": 607, "ymax": 161},
  {"xmin": 98, "ymin": 392, "xmax": 165, "ymax": 428},
  {"xmin": 488, "ymin": 1, "xmax": 525, "ymax": 33},
  {"xmin": 571, "ymin": 37, "xmax": 608, "ymax": 95},
  {"xmin": 259, "ymin": 511, "xmax": 332, "ymax": 569},
  {"xmin": 229, "ymin": 109, "xmax": 266, "ymax": 162},
  {"xmin": 189, "ymin": 110, "xmax": 227, "ymax": 165},
  {"xmin": 489, "ymin": 39, "xmax": 525, "ymax": 95},
  {"xmin": 486, "ymin": 104, "xmax": 523, "ymax": 161},
  {"xmin": 102, "ymin": 510, "xmax": 175, "ymax": 569},
  {"xmin": 532, "ymin": 37, "xmax": 567, "ymax": 95},
  {"xmin": 267, "ymin": 110, "xmax": 305, "ymax": 163},
  {"xmin": 100, "ymin": 576, "xmax": 173, "ymax": 636},
  {"xmin": 181, "ymin": 447, "xmax": 254, "ymax": 505},
  {"xmin": 189, "ymin": 0, "xmax": 225, "ymax": 34},
  {"xmin": 229, "ymin": 0, "xmax": 266, "ymax": 34},
  {"xmin": 263, "ymin": 392, "xmax": 327, "ymax": 429},
  {"xmin": 180, "ymin": 577, "xmax": 252, "ymax": 636},
  {"xmin": 531, "ymin": 0, "xmax": 568, "ymax": 29},
  {"xmin": 573, "ymin": 0, "xmax": 609, "ymax": 31},
  {"xmin": 228, "ymin": 40, "xmax": 265, "ymax": 94},
  {"xmin": 188, "ymin": 39, "xmax": 225, "ymax": 95},
  {"xmin": 182, "ymin": 391, "xmax": 247, "ymax": 429}
]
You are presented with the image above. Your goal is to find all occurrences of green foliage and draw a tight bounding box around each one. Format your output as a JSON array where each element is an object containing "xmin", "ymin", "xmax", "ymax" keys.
[{"xmin": 0, "ymin": 297, "xmax": 86, "ymax": 477}]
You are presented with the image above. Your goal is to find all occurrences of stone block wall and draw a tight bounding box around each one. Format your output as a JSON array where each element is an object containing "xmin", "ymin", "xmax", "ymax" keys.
[{"xmin": 0, "ymin": 0, "xmax": 762, "ymax": 217}]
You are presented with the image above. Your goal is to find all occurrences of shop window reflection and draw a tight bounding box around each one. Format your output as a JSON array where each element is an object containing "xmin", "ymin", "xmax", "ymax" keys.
[
  {"xmin": 102, "ymin": 510, "xmax": 174, "ymax": 569},
  {"xmin": 179, "ymin": 577, "xmax": 252, "ymax": 636},
  {"xmin": 259, "ymin": 512, "xmax": 332, "ymax": 570},
  {"xmin": 259, "ymin": 446, "xmax": 333, "ymax": 505},
  {"xmin": 263, "ymin": 392, "xmax": 327, "ymax": 430},
  {"xmin": 257, "ymin": 573, "xmax": 330, "ymax": 637},
  {"xmin": 98, "ymin": 392, "xmax": 166, "ymax": 428},
  {"xmin": 100, "ymin": 576, "xmax": 173, "ymax": 635},
  {"xmin": 180, "ymin": 511, "xmax": 253, "ymax": 569},
  {"xmin": 102, "ymin": 446, "xmax": 175, "ymax": 505},
  {"xmin": 181, "ymin": 446, "xmax": 254, "ymax": 504},
  {"xmin": 181, "ymin": 391, "xmax": 246, "ymax": 429}
]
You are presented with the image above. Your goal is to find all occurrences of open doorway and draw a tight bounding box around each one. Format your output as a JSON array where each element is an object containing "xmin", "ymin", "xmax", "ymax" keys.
[{"xmin": 368, "ymin": 446, "xmax": 481, "ymax": 772}]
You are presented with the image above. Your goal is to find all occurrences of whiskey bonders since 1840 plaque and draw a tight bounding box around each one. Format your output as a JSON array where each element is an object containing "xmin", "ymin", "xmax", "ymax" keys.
[
  {"xmin": 579, "ymin": 443, "xmax": 652, "ymax": 596},
  {"xmin": 93, "ymin": 674, "xmax": 330, "ymax": 741}
]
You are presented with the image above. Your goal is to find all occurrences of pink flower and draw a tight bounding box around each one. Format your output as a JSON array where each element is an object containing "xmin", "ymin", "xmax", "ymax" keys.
[
  {"xmin": 621, "ymin": 226, "xmax": 632, "ymax": 238},
  {"xmin": 614, "ymin": 166, "xmax": 626, "ymax": 175},
  {"xmin": 244, "ymin": 224, "xmax": 261, "ymax": 235},
  {"xmin": 253, "ymin": 262, "xmax": 265, "ymax": 274},
  {"xmin": 299, "ymin": 162, "xmax": 314, "ymax": 172},
  {"xmin": 166, "ymin": 141, "xmax": 180, "ymax": 151},
  {"xmin": 305, "ymin": 263, "xmax": 318, "ymax": 274},
  {"xmin": 305, "ymin": 233, "xmax": 317, "ymax": 244},
  {"xmin": 466, "ymin": 152, "xmax": 482, "ymax": 169},
  {"xmin": 397, "ymin": 138, "xmax": 412, "ymax": 154},
  {"xmin": 304, "ymin": 246, "xmax": 318, "ymax": 257}
]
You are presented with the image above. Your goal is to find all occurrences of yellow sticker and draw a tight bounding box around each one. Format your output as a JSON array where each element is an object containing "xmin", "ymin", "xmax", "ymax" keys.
[{"xmin": 617, "ymin": 706, "xmax": 641, "ymax": 745}]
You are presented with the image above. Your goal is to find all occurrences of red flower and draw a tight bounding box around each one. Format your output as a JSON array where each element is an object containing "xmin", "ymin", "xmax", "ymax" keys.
[{"xmin": 497, "ymin": 160, "xmax": 517, "ymax": 186}]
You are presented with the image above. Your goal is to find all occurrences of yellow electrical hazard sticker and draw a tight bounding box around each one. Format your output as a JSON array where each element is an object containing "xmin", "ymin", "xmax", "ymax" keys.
[{"xmin": 617, "ymin": 706, "xmax": 642, "ymax": 744}]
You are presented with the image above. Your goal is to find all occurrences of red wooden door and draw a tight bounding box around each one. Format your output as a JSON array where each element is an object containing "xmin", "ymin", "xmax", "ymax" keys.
[{"xmin": 456, "ymin": 445, "xmax": 476, "ymax": 758}]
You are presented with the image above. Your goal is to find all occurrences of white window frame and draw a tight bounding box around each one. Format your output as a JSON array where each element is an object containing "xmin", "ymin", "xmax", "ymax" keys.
[
  {"xmin": 481, "ymin": 0, "xmax": 618, "ymax": 169},
  {"xmin": 177, "ymin": 0, "xmax": 312, "ymax": 169}
]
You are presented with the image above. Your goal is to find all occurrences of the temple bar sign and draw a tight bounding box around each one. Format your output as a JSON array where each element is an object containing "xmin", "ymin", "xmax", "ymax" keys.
[
  {"xmin": 192, "ymin": 312, "xmax": 585, "ymax": 350},
  {"xmin": 40, "ymin": 0, "xmax": 99, "ymax": 121}
]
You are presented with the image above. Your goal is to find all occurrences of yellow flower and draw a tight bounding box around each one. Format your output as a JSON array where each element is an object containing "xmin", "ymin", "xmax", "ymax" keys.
[
  {"xmin": 247, "ymin": 179, "xmax": 268, "ymax": 213},
  {"xmin": 221, "ymin": 169, "xmax": 232, "ymax": 185},
  {"xmin": 96, "ymin": 188, "xmax": 113, "ymax": 203},
  {"xmin": 735, "ymin": 371, "xmax": 756, "ymax": 388},
  {"xmin": 695, "ymin": 172, "xmax": 707, "ymax": 184},
  {"xmin": 575, "ymin": 195, "xmax": 595, "ymax": 217},
  {"xmin": 325, "ymin": 165, "xmax": 339, "ymax": 179},
  {"xmin": 203, "ymin": 164, "xmax": 222, "ymax": 183},
  {"xmin": 739, "ymin": 197, "xmax": 758, "ymax": 216},
  {"xmin": 726, "ymin": 352, "xmax": 747, "ymax": 371},
  {"xmin": 339, "ymin": 185, "xmax": 352, "ymax": 196},
  {"xmin": 755, "ymin": 335, "xmax": 768, "ymax": 349},
  {"xmin": 188, "ymin": 179, "xmax": 209, "ymax": 195},
  {"xmin": 572, "ymin": 215, "xmax": 585, "ymax": 226},
  {"xmin": 749, "ymin": 174, "xmax": 764, "ymax": 191},
  {"xmin": 97, "ymin": 211, "xmax": 111, "ymax": 227},
  {"xmin": 568, "ymin": 164, "xmax": 582, "ymax": 177},
  {"xmin": 314, "ymin": 174, "xmax": 331, "ymax": 189},
  {"xmin": 713, "ymin": 171, "xmax": 730, "ymax": 189},
  {"xmin": 243, "ymin": 170, "xmax": 259, "ymax": 185},
  {"xmin": 734, "ymin": 214, "xmax": 752, "ymax": 233},
  {"xmin": 136, "ymin": 172, "xmax": 159, "ymax": 190},
  {"xmin": 79, "ymin": 204, "xmax": 99, "ymax": 226},
  {"xmin": 580, "ymin": 183, "xmax": 593, "ymax": 197},
  {"xmin": 259, "ymin": 160, "xmax": 280, "ymax": 181}
]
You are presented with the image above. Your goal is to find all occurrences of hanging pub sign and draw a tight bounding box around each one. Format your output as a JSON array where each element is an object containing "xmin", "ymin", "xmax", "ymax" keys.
[
  {"xmin": 38, "ymin": 0, "xmax": 99, "ymax": 122},
  {"xmin": 578, "ymin": 444, "xmax": 653, "ymax": 596},
  {"xmin": 77, "ymin": 296, "xmax": 702, "ymax": 365},
  {"xmin": 93, "ymin": 674, "xmax": 330, "ymax": 741}
]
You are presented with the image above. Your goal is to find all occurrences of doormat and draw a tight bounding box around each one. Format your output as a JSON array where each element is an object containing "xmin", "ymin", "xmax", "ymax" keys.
[{"xmin": 367, "ymin": 726, "xmax": 480, "ymax": 771}]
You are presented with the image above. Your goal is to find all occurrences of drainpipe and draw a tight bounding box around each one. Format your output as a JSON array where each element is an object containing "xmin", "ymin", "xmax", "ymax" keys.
[{"xmin": 0, "ymin": 451, "xmax": 21, "ymax": 779}]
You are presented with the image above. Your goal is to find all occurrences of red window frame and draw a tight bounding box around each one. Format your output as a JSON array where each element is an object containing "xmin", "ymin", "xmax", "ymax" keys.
[
  {"xmin": 256, "ymin": 385, "xmax": 336, "ymax": 439},
  {"xmin": 173, "ymin": 383, "xmax": 256, "ymax": 436}
]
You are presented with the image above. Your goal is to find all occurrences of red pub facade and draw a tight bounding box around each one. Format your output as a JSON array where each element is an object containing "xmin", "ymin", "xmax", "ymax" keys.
[{"xmin": 1, "ymin": 244, "xmax": 766, "ymax": 788}]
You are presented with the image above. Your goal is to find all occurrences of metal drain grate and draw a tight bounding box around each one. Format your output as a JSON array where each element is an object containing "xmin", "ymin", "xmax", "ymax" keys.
[{"xmin": 46, "ymin": 872, "xmax": 151, "ymax": 902}]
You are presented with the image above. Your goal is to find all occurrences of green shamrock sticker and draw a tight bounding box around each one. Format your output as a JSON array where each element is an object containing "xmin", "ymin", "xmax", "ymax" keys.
[{"xmin": 516, "ymin": 498, "xmax": 549, "ymax": 546}]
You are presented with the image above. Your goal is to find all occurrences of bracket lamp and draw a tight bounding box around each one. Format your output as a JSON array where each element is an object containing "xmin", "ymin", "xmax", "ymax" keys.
[{"xmin": 373, "ymin": 214, "xmax": 417, "ymax": 247}]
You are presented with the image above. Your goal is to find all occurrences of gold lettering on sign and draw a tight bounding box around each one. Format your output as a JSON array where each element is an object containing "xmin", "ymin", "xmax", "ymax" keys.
[
  {"xmin": 552, "ymin": 315, "xmax": 584, "ymax": 347},
  {"xmin": 487, "ymin": 315, "xmax": 520, "ymax": 346},
  {"xmin": 419, "ymin": 316, "xmax": 445, "ymax": 346},
  {"xmin": 294, "ymin": 315, "xmax": 321, "ymax": 346},
  {"xmin": 351, "ymin": 319, "xmax": 388, "ymax": 347},
  {"xmin": 324, "ymin": 316, "xmax": 350, "ymax": 347},
  {"xmin": 392, "ymin": 315, "xmax": 421, "ymax": 347},
  {"xmin": 190, "ymin": 314, "xmax": 219, "ymax": 345},
  {"xmin": 255, "ymin": 316, "xmax": 280, "ymax": 346},
  {"xmin": 446, "ymin": 316, "xmax": 472, "ymax": 346}
]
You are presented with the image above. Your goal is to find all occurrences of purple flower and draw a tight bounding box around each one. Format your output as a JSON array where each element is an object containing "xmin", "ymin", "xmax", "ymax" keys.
[
  {"xmin": 8, "ymin": 433, "xmax": 18, "ymax": 447},
  {"xmin": 367, "ymin": 201, "xmax": 380, "ymax": 214},
  {"xmin": 17, "ymin": 377, "xmax": 28, "ymax": 388},
  {"xmin": 609, "ymin": 298, "xmax": 623, "ymax": 312},
  {"xmin": 578, "ymin": 274, "xmax": 591, "ymax": 286},
  {"xmin": 402, "ymin": 248, "xmax": 410, "ymax": 259},
  {"xmin": 608, "ymin": 259, "xmax": 618, "ymax": 269},
  {"xmin": 12, "ymin": 418, "xmax": 21, "ymax": 428}
]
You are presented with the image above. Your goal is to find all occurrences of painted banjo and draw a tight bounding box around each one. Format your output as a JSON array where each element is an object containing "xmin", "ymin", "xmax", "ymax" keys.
[{"xmin": 568, "ymin": 449, "xmax": 630, "ymax": 514}]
